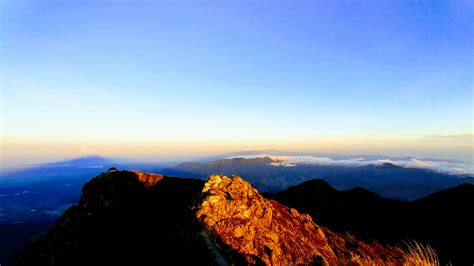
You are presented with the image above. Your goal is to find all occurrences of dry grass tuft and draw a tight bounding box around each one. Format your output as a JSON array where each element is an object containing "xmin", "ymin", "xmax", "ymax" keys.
[
  {"xmin": 403, "ymin": 240, "xmax": 439, "ymax": 266},
  {"xmin": 340, "ymin": 240, "xmax": 440, "ymax": 266}
]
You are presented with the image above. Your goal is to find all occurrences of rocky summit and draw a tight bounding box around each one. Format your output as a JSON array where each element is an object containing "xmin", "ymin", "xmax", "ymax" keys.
[
  {"xmin": 196, "ymin": 175, "xmax": 337, "ymax": 265},
  {"xmin": 196, "ymin": 175, "xmax": 403, "ymax": 265},
  {"xmin": 13, "ymin": 170, "xmax": 413, "ymax": 266}
]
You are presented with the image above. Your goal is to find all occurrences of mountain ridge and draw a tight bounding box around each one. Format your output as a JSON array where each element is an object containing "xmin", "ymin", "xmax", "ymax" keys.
[
  {"xmin": 13, "ymin": 170, "xmax": 425, "ymax": 265},
  {"xmin": 5, "ymin": 169, "xmax": 473, "ymax": 262},
  {"xmin": 266, "ymin": 179, "xmax": 474, "ymax": 265}
]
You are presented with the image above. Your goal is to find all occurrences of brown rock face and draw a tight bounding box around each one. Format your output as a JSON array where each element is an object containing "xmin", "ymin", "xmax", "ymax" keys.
[
  {"xmin": 196, "ymin": 175, "xmax": 404, "ymax": 265},
  {"xmin": 131, "ymin": 170, "xmax": 164, "ymax": 188},
  {"xmin": 196, "ymin": 175, "xmax": 337, "ymax": 265}
]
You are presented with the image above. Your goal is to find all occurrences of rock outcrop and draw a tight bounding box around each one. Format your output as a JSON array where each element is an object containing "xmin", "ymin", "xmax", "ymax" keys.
[
  {"xmin": 196, "ymin": 175, "xmax": 404, "ymax": 265},
  {"xmin": 196, "ymin": 175, "xmax": 336, "ymax": 265},
  {"xmin": 130, "ymin": 170, "xmax": 164, "ymax": 188}
]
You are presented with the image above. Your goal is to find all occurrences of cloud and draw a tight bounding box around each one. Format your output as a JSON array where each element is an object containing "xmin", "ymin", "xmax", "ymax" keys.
[
  {"xmin": 421, "ymin": 134, "xmax": 473, "ymax": 141},
  {"xmin": 228, "ymin": 154, "xmax": 474, "ymax": 176},
  {"xmin": 79, "ymin": 145, "xmax": 96, "ymax": 155}
]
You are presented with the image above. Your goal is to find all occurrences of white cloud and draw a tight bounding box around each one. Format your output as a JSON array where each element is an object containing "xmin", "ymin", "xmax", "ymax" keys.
[
  {"xmin": 227, "ymin": 154, "xmax": 474, "ymax": 176},
  {"xmin": 79, "ymin": 145, "xmax": 96, "ymax": 155}
]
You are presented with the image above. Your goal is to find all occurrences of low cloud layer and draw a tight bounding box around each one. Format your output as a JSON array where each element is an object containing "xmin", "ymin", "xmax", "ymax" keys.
[{"xmin": 228, "ymin": 154, "xmax": 474, "ymax": 176}]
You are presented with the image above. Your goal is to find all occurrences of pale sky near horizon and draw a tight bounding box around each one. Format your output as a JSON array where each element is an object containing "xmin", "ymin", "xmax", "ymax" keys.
[{"xmin": 1, "ymin": 0, "xmax": 473, "ymax": 169}]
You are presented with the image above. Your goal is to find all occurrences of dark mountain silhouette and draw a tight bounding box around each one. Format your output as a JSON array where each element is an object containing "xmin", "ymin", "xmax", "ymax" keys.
[
  {"xmin": 0, "ymin": 156, "xmax": 114, "ymax": 264},
  {"xmin": 262, "ymin": 179, "xmax": 404, "ymax": 242},
  {"xmin": 0, "ymin": 156, "xmax": 167, "ymax": 264},
  {"xmin": 160, "ymin": 157, "xmax": 473, "ymax": 200},
  {"xmin": 12, "ymin": 170, "xmax": 214, "ymax": 266},
  {"xmin": 12, "ymin": 170, "xmax": 428, "ymax": 266},
  {"xmin": 265, "ymin": 180, "xmax": 474, "ymax": 265}
]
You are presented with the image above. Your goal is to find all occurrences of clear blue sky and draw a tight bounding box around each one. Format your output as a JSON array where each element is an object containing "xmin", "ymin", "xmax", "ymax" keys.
[{"xmin": 1, "ymin": 1, "xmax": 473, "ymax": 166}]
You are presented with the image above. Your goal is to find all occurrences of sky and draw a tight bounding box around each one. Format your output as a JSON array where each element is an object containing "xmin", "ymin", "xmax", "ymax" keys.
[{"xmin": 1, "ymin": 0, "xmax": 473, "ymax": 169}]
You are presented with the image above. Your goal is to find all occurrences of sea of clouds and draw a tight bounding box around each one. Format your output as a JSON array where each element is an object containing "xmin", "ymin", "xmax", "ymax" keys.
[{"xmin": 228, "ymin": 154, "xmax": 474, "ymax": 176}]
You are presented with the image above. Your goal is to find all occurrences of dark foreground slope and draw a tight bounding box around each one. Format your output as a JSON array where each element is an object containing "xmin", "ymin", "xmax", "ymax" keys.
[
  {"xmin": 12, "ymin": 170, "xmax": 214, "ymax": 266},
  {"xmin": 265, "ymin": 179, "xmax": 474, "ymax": 265},
  {"xmin": 13, "ymin": 170, "xmax": 413, "ymax": 266}
]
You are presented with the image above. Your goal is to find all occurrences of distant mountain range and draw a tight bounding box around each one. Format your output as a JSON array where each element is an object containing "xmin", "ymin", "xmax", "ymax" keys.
[
  {"xmin": 160, "ymin": 156, "xmax": 473, "ymax": 200},
  {"xmin": 200, "ymin": 150, "xmax": 468, "ymax": 164}
]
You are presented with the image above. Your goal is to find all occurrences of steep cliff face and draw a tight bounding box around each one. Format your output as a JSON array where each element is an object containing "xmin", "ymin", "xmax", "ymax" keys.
[
  {"xmin": 14, "ymin": 170, "xmax": 410, "ymax": 266},
  {"xmin": 196, "ymin": 175, "xmax": 404, "ymax": 265},
  {"xmin": 196, "ymin": 175, "xmax": 336, "ymax": 265}
]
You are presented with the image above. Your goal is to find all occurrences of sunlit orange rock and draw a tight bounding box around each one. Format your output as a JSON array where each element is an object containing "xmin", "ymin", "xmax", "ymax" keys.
[
  {"xmin": 196, "ymin": 175, "xmax": 404, "ymax": 265},
  {"xmin": 196, "ymin": 175, "xmax": 337, "ymax": 265},
  {"xmin": 131, "ymin": 170, "xmax": 164, "ymax": 188}
]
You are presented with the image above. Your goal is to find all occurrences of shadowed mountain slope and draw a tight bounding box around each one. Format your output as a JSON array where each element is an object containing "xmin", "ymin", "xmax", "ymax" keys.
[
  {"xmin": 265, "ymin": 179, "xmax": 474, "ymax": 265},
  {"xmin": 13, "ymin": 170, "xmax": 417, "ymax": 266},
  {"xmin": 13, "ymin": 170, "xmax": 214, "ymax": 266}
]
